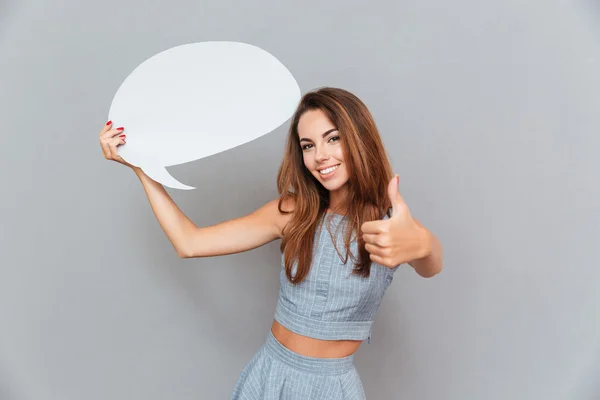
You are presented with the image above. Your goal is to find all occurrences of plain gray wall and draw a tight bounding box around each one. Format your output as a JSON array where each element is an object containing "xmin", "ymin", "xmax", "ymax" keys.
[{"xmin": 1, "ymin": 0, "xmax": 599, "ymax": 399}]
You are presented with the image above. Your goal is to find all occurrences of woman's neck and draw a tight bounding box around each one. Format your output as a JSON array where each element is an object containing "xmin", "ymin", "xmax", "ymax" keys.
[{"xmin": 328, "ymin": 184, "xmax": 350, "ymax": 214}]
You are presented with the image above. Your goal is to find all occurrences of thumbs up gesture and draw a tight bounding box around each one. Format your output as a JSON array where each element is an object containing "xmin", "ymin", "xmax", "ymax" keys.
[{"xmin": 361, "ymin": 175, "xmax": 432, "ymax": 268}]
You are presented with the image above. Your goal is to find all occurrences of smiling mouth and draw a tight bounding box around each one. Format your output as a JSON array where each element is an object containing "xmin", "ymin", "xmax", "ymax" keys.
[{"xmin": 318, "ymin": 164, "xmax": 340, "ymax": 175}]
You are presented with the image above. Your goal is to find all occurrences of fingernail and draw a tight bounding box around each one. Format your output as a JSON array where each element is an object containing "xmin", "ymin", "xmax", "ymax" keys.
[
  {"xmin": 117, "ymin": 127, "xmax": 124, "ymax": 131},
  {"xmin": 119, "ymin": 134, "xmax": 126, "ymax": 138},
  {"xmin": 106, "ymin": 120, "xmax": 112, "ymax": 125}
]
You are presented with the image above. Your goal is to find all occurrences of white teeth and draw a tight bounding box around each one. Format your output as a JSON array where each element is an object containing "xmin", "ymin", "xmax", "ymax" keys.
[{"xmin": 319, "ymin": 165, "xmax": 339, "ymax": 175}]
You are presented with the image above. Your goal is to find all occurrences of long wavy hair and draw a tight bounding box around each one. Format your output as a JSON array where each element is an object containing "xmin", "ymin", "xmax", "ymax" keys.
[{"xmin": 276, "ymin": 87, "xmax": 394, "ymax": 284}]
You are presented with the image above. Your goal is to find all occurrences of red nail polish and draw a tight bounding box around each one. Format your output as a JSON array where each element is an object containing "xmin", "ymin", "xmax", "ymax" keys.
[
  {"xmin": 117, "ymin": 127, "xmax": 124, "ymax": 131},
  {"xmin": 119, "ymin": 134, "xmax": 125, "ymax": 138},
  {"xmin": 106, "ymin": 120, "xmax": 112, "ymax": 125}
]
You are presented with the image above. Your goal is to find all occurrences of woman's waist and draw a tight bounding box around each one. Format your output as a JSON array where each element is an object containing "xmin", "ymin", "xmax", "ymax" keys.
[
  {"xmin": 270, "ymin": 320, "xmax": 362, "ymax": 358},
  {"xmin": 273, "ymin": 297, "xmax": 374, "ymax": 341}
]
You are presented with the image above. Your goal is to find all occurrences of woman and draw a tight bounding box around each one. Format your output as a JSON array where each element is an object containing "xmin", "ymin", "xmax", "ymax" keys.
[{"xmin": 98, "ymin": 87, "xmax": 443, "ymax": 399}]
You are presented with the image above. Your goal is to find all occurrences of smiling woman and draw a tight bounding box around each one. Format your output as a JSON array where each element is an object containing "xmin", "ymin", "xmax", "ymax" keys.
[
  {"xmin": 276, "ymin": 88, "xmax": 402, "ymax": 283},
  {"xmin": 98, "ymin": 86, "xmax": 442, "ymax": 400}
]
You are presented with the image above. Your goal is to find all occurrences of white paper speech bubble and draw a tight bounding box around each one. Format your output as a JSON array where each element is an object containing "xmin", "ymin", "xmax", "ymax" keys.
[{"xmin": 108, "ymin": 41, "xmax": 301, "ymax": 189}]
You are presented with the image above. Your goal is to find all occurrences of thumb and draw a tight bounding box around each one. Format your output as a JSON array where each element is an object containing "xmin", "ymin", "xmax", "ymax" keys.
[{"xmin": 388, "ymin": 174, "xmax": 407, "ymax": 218}]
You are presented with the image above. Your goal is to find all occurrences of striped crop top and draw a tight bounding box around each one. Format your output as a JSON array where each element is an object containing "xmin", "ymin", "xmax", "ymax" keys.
[{"xmin": 273, "ymin": 211, "xmax": 400, "ymax": 343}]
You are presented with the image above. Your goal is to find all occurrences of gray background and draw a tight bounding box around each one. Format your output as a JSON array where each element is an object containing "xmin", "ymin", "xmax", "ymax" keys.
[{"xmin": 1, "ymin": 0, "xmax": 599, "ymax": 399}]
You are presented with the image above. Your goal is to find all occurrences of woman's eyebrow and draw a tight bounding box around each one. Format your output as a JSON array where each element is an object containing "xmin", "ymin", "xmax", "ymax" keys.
[{"xmin": 299, "ymin": 128, "xmax": 338, "ymax": 143}]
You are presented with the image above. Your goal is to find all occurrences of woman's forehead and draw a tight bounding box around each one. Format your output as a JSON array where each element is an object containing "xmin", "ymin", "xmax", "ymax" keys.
[{"xmin": 297, "ymin": 109, "xmax": 336, "ymax": 138}]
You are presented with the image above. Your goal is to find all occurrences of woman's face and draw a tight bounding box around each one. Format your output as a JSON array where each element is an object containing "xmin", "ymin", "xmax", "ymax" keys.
[{"xmin": 297, "ymin": 108, "xmax": 350, "ymax": 195}]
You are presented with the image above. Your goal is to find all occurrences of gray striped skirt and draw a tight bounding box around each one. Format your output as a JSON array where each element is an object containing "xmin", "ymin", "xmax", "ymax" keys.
[{"xmin": 231, "ymin": 330, "xmax": 366, "ymax": 399}]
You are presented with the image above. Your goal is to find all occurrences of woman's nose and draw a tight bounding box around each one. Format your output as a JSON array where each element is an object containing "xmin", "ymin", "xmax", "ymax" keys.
[
  {"xmin": 315, "ymin": 146, "xmax": 329, "ymax": 162},
  {"xmin": 315, "ymin": 146, "xmax": 330, "ymax": 162}
]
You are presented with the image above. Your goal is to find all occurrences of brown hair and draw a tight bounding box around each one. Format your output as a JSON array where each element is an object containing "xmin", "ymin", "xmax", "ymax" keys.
[{"xmin": 276, "ymin": 87, "xmax": 394, "ymax": 284}]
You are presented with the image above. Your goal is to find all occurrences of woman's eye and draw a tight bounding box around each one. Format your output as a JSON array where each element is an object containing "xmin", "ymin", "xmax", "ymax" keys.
[
  {"xmin": 301, "ymin": 144, "xmax": 313, "ymax": 150},
  {"xmin": 328, "ymin": 136, "xmax": 340, "ymax": 143}
]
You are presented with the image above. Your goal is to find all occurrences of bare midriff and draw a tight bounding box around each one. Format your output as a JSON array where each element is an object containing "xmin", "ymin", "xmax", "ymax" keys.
[{"xmin": 270, "ymin": 320, "xmax": 362, "ymax": 358}]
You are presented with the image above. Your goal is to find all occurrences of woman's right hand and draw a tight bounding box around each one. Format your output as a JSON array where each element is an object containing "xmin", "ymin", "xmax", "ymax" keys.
[{"xmin": 99, "ymin": 121, "xmax": 137, "ymax": 170}]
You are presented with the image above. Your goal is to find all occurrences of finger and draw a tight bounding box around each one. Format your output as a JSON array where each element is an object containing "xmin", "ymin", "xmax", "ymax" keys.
[
  {"xmin": 389, "ymin": 176, "xmax": 414, "ymax": 222},
  {"xmin": 100, "ymin": 126, "xmax": 125, "ymax": 140},
  {"xmin": 388, "ymin": 174, "xmax": 405, "ymax": 217},
  {"xmin": 99, "ymin": 120, "xmax": 114, "ymax": 137},
  {"xmin": 361, "ymin": 220, "xmax": 386, "ymax": 234},
  {"xmin": 362, "ymin": 233, "xmax": 389, "ymax": 247},
  {"xmin": 110, "ymin": 135, "xmax": 126, "ymax": 160},
  {"xmin": 365, "ymin": 243, "xmax": 386, "ymax": 257},
  {"xmin": 362, "ymin": 233, "xmax": 377, "ymax": 245},
  {"xmin": 108, "ymin": 136, "xmax": 126, "ymax": 159},
  {"xmin": 100, "ymin": 134, "xmax": 124, "ymax": 158},
  {"xmin": 369, "ymin": 253, "xmax": 390, "ymax": 267}
]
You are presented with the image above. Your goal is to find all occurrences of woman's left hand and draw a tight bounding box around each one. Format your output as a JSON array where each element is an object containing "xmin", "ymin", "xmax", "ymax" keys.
[{"xmin": 360, "ymin": 175, "xmax": 432, "ymax": 268}]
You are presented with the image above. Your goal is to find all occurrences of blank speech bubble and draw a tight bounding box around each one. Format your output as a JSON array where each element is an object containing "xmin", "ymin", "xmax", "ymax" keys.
[{"xmin": 107, "ymin": 41, "xmax": 301, "ymax": 190}]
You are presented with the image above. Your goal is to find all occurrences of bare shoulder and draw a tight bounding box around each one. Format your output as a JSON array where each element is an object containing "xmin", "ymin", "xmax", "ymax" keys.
[{"xmin": 257, "ymin": 196, "xmax": 295, "ymax": 238}]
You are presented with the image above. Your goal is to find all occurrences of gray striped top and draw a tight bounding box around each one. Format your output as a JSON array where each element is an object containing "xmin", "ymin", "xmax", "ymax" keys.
[{"xmin": 273, "ymin": 211, "xmax": 400, "ymax": 343}]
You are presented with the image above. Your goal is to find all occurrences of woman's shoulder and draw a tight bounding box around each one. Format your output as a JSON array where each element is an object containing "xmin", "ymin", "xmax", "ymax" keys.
[{"xmin": 259, "ymin": 196, "xmax": 295, "ymax": 238}]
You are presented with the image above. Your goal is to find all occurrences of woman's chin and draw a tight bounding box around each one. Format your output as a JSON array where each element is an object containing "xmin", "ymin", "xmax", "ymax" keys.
[{"xmin": 319, "ymin": 178, "xmax": 348, "ymax": 192}]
